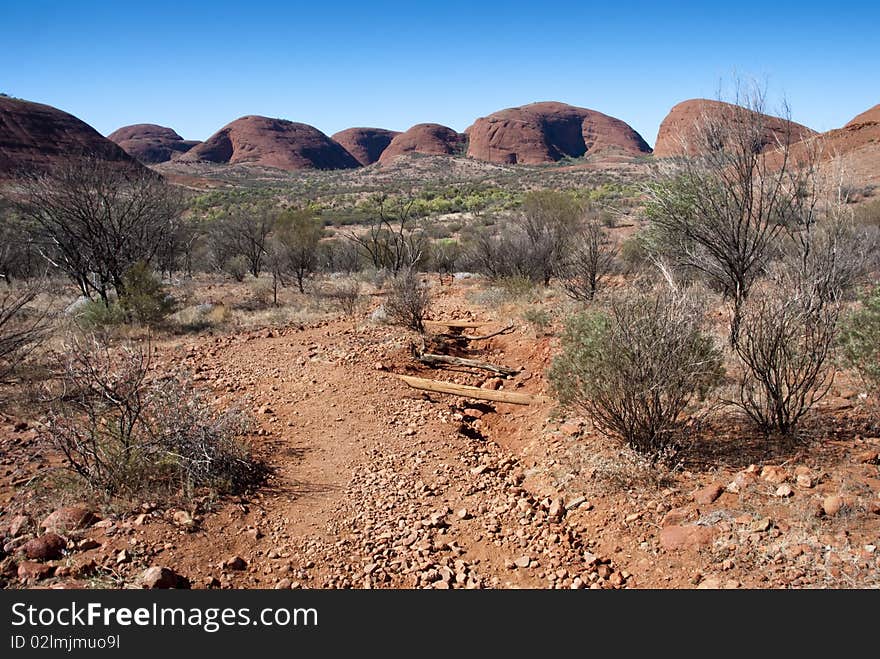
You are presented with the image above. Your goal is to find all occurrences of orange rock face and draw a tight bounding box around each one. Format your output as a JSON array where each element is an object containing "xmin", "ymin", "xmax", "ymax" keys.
[
  {"xmin": 465, "ymin": 101, "xmax": 651, "ymax": 165},
  {"xmin": 331, "ymin": 127, "xmax": 399, "ymax": 166},
  {"xmin": 0, "ymin": 96, "xmax": 141, "ymax": 177},
  {"xmin": 178, "ymin": 115, "xmax": 360, "ymax": 171},
  {"xmin": 378, "ymin": 124, "xmax": 466, "ymax": 163},
  {"xmin": 653, "ymin": 99, "xmax": 816, "ymax": 158}
]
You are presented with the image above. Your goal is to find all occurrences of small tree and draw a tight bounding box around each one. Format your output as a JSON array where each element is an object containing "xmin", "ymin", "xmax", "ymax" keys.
[
  {"xmin": 20, "ymin": 158, "xmax": 183, "ymax": 303},
  {"xmin": 346, "ymin": 194, "xmax": 426, "ymax": 273},
  {"xmin": 271, "ymin": 208, "xmax": 325, "ymax": 293},
  {"xmin": 211, "ymin": 204, "xmax": 277, "ymax": 278},
  {"xmin": 550, "ymin": 286, "xmax": 724, "ymax": 457},
  {"xmin": 645, "ymin": 83, "xmax": 816, "ymax": 344},
  {"xmin": 385, "ymin": 268, "xmax": 430, "ymax": 333},
  {"xmin": 560, "ymin": 220, "xmax": 617, "ymax": 301},
  {"xmin": 118, "ymin": 261, "xmax": 176, "ymax": 325}
]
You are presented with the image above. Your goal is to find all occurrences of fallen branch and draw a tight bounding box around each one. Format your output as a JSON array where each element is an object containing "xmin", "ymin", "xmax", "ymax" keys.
[
  {"xmin": 415, "ymin": 351, "xmax": 520, "ymax": 376},
  {"xmin": 435, "ymin": 324, "xmax": 515, "ymax": 341},
  {"xmin": 397, "ymin": 374, "xmax": 538, "ymax": 405},
  {"xmin": 424, "ymin": 320, "xmax": 484, "ymax": 332}
]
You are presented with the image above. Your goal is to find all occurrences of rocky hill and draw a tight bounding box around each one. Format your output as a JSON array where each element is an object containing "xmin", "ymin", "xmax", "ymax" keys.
[
  {"xmin": 653, "ymin": 99, "xmax": 816, "ymax": 158},
  {"xmin": 466, "ymin": 101, "xmax": 651, "ymax": 164},
  {"xmin": 0, "ymin": 96, "xmax": 141, "ymax": 177},
  {"xmin": 378, "ymin": 124, "xmax": 466, "ymax": 164},
  {"xmin": 178, "ymin": 116, "xmax": 360, "ymax": 171},
  {"xmin": 331, "ymin": 127, "xmax": 399, "ymax": 166},
  {"xmin": 108, "ymin": 124, "xmax": 199, "ymax": 164}
]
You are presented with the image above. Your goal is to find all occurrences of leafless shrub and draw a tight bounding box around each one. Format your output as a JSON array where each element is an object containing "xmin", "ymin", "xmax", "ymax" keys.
[
  {"xmin": 325, "ymin": 280, "xmax": 362, "ymax": 318},
  {"xmin": 560, "ymin": 220, "xmax": 617, "ymax": 301},
  {"xmin": 40, "ymin": 335, "xmax": 263, "ymax": 501},
  {"xmin": 345, "ymin": 195, "xmax": 426, "ymax": 273},
  {"xmin": 0, "ymin": 284, "xmax": 48, "ymax": 381},
  {"xmin": 733, "ymin": 285, "xmax": 839, "ymax": 437},
  {"xmin": 385, "ymin": 268, "xmax": 430, "ymax": 333},
  {"xmin": 550, "ymin": 285, "xmax": 724, "ymax": 457}
]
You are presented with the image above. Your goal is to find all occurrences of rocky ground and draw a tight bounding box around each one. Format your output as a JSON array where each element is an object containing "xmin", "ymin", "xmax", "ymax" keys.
[{"xmin": 1, "ymin": 280, "xmax": 879, "ymax": 589}]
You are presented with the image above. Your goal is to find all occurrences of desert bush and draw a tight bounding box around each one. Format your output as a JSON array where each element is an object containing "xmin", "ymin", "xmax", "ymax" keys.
[
  {"xmin": 325, "ymin": 280, "xmax": 362, "ymax": 318},
  {"xmin": 521, "ymin": 307, "xmax": 552, "ymax": 334},
  {"xmin": 560, "ymin": 220, "xmax": 617, "ymax": 301},
  {"xmin": 224, "ymin": 255, "xmax": 249, "ymax": 282},
  {"xmin": 119, "ymin": 262, "xmax": 176, "ymax": 325},
  {"xmin": 40, "ymin": 336, "xmax": 262, "ymax": 500},
  {"xmin": 734, "ymin": 287, "xmax": 839, "ymax": 436},
  {"xmin": 74, "ymin": 299, "xmax": 126, "ymax": 331},
  {"xmin": 385, "ymin": 268, "xmax": 430, "ymax": 333},
  {"xmin": 550, "ymin": 287, "xmax": 724, "ymax": 457},
  {"xmin": 0, "ymin": 285, "xmax": 47, "ymax": 381},
  {"xmin": 837, "ymin": 285, "xmax": 880, "ymax": 392}
]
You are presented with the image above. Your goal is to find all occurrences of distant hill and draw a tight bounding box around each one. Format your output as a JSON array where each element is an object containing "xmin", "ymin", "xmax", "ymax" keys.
[
  {"xmin": 108, "ymin": 124, "xmax": 199, "ymax": 164},
  {"xmin": 466, "ymin": 101, "xmax": 651, "ymax": 164}
]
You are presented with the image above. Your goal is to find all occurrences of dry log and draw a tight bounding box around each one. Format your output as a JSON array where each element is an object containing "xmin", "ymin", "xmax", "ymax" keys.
[
  {"xmin": 415, "ymin": 352, "xmax": 520, "ymax": 376},
  {"xmin": 435, "ymin": 324, "xmax": 515, "ymax": 341},
  {"xmin": 397, "ymin": 374, "xmax": 538, "ymax": 405}
]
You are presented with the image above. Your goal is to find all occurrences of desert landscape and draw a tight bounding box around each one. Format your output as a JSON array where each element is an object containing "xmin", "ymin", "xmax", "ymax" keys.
[{"xmin": 0, "ymin": 81, "xmax": 878, "ymax": 593}]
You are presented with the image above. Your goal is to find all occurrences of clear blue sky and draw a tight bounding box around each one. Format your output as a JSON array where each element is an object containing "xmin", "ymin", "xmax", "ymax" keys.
[{"xmin": 2, "ymin": 1, "xmax": 877, "ymax": 147}]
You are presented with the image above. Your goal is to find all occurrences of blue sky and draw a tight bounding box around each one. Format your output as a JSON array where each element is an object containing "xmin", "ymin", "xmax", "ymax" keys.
[{"xmin": 1, "ymin": 1, "xmax": 877, "ymax": 147}]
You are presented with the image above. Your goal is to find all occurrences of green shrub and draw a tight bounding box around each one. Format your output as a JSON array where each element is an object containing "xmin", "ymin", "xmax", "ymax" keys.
[
  {"xmin": 838, "ymin": 285, "xmax": 880, "ymax": 391},
  {"xmin": 549, "ymin": 287, "xmax": 723, "ymax": 457},
  {"xmin": 119, "ymin": 262, "xmax": 176, "ymax": 325},
  {"xmin": 75, "ymin": 299, "xmax": 126, "ymax": 330}
]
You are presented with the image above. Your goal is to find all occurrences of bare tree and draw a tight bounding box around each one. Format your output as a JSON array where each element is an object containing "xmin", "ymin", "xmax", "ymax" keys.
[
  {"xmin": 346, "ymin": 195, "xmax": 426, "ymax": 273},
  {"xmin": 645, "ymin": 83, "xmax": 817, "ymax": 344},
  {"xmin": 19, "ymin": 158, "xmax": 183, "ymax": 303},
  {"xmin": 212, "ymin": 204, "xmax": 277, "ymax": 278},
  {"xmin": 560, "ymin": 219, "xmax": 617, "ymax": 301}
]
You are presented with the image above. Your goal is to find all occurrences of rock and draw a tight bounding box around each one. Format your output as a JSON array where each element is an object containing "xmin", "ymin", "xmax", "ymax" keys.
[
  {"xmin": 796, "ymin": 473, "xmax": 814, "ymax": 489},
  {"xmin": 224, "ymin": 556, "xmax": 247, "ymax": 571},
  {"xmin": 559, "ymin": 421, "xmax": 582, "ymax": 437},
  {"xmin": 774, "ymin": 484, "xmax": 794, "ymax": 498},
  {"xmin": 661, "ymin": 507, "xmax": 694, "ymax": 527},
  {"xmin": 172, "ymin": 510, "xmax": 195, "ymax": 529},
  {"xmin": 466, "ymin": 101, "xmax": 651, "ymax": 164},
  {"xmin": 548, "ymin": 498, "xmax": 565, "ymax": 520},
  {"xmin": 749, "ymin": 518, "xmax": 772, "ymax": 533},
  {"xmin": 22, "ymin": 533, "xmax": 66, "ymax": 560},
  {"xmin": 514, "ymin": 556, "xmax": 531, "ymax": 568},
  {"xmin": 760, "ymin": 465, "xmax": 788, "ymax": 484},
  {"xmin": 116, "ymin": 549, "xmax": 130, "ymax": 564},
  {"xmin": 659, "ymin": 525, "xmax": 717, "ymax": 551},
  {"xmin": 480, "ymin": 378, "xmax": 503, "ymax": 391},
  {"xmin": 17, "ymin": 560, "xmax": 54, "ymax": 583},
  {"xmin": 6, "ymin": 515, "xmax": 31, "ymax": 538},
  {"xmin": 653, "ymin": 99, "xmax": 816, "ymax": 158},
  {"xmin": 275, "ymin": 578, "xmax": 292, "ymax": 589},
  {"xmin": 0, "ymin": 96, "xmax": 144, "ymax": 177},
  {"xmin": 108, "ymin": 124, "xmax": 199, "ymax": 164},
  {"xmin": 40, "ymin": 506, "xmax": 97, "ymax": 534},
  {"xmin": 141, "ymin": 566, "xmax": 181, "ymax": 589},
  {"xmin": 565, "ymin": 496, "xmax": 587, "ymax": 511},
  {"xmin": 378, "ymin": 123, "xmax": 466, "ymax": 163},
  {"xmin": 693, "ymin": 483, "xmax": 724, "ymax": 505},
  {"xmin": 624, "ymin": 512, "xmax": 642, "ymax": 523},
  {"xmin": 373, "ymin": 362, "xmax": 386, "ymax": 371},
  {"xmin": 822, "ymin": 495, "xmax": 844, "ymax": 517},
  {"xmin": 330, "ymin": 127, "xmax": 399, "ymax": 166},
  {"xmin": 697, "ymin": 577, "xmax": 723, "ymax": 589},
  {"xmin": 727, "ymin": 469, "xmax": 758, "ymax": 493},
  {"xmin": 856, "ymin": 450, "xmax": 879, "ymax": 465},
  {"xmin": 456, "ymin": 508, "xmax": 470, "ymax": 520},
  {"xmin": 179, "ymin": 116, "xmax": 361, "ymax": 171}
]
